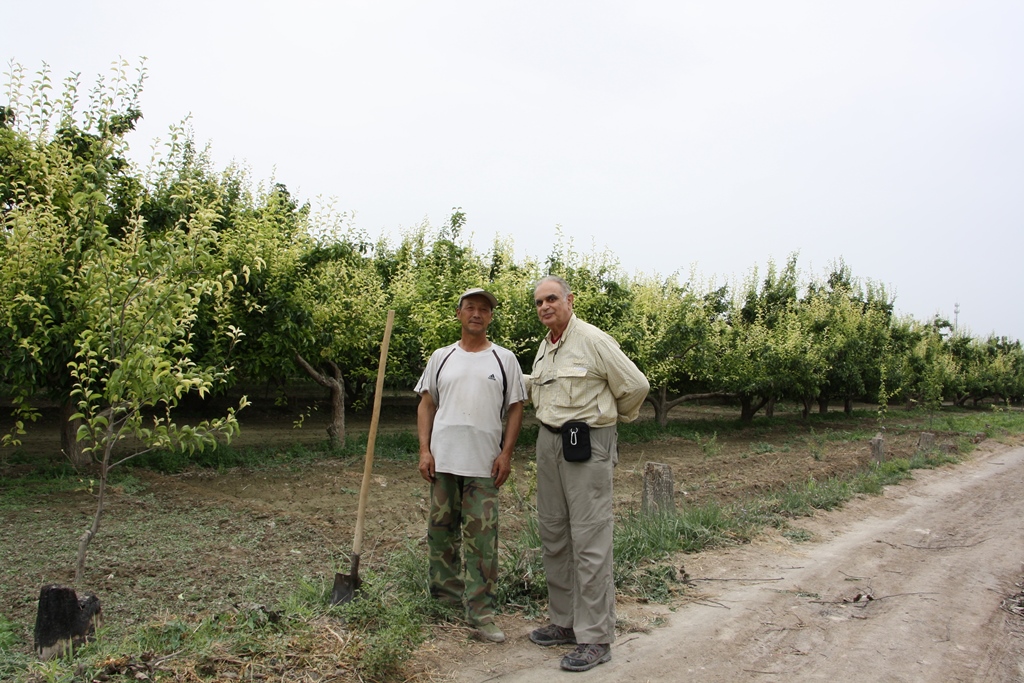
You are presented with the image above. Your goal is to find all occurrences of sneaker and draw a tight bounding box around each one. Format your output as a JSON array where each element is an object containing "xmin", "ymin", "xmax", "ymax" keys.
[
  {"xmin": 560, "ymin": 643, "xmax": 611, "ymax": 672},
  {"xmin": 475, "ymin": 622, "xmax": 506, "ymax": 643},
  {"xmin": 529, "ymin": 623, "xmax": 576, "ymax": 646}
]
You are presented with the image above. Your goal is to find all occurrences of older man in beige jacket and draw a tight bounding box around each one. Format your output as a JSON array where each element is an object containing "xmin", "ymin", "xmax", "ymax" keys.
[{"xmin": 526, "ymin": 275, "xmax": 650, "ymax": 672}]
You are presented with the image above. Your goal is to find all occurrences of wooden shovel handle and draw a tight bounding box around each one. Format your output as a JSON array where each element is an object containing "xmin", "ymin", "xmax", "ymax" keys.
[{"xmin": 352, "ymin": 309, "xmax": 395, "ymax": 557}]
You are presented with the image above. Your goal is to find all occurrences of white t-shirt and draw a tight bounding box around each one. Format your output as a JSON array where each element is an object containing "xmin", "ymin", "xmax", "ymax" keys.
[{"xmin": 414, "ymin": 342, "xmax": 527, "ymax": 477}]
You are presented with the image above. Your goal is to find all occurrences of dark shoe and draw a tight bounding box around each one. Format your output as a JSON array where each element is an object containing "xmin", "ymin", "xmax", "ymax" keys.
[
  {"xmin": 529, "ymin": 623, "xmax": 576, "ymax": 646},
  {"xmin": 560, "ymin": 643, "xmax": 611, "ymax": 672}
]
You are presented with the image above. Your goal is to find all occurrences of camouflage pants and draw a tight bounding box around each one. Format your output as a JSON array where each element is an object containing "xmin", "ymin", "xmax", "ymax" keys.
[{"xmin": 428, "ymin": 473, "xmax": 499, "ymax": 625}]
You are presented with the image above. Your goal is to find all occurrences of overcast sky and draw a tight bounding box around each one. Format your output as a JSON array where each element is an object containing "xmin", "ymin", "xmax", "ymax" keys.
[{"xmin": 7, "ymin": 1, "xmax": 1023, "ymax": 340}]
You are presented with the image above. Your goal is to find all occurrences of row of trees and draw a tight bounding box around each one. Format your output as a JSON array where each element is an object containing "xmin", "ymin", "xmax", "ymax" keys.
[{"xmin": 4, "ymin": 61, "xmax": 1024, "ymax": 471}]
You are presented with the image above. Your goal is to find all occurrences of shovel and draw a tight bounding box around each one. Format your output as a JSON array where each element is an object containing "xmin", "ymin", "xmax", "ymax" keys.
[{"xmin": 331, "ymin": 309, "xmax": 395, "ymax": 605}]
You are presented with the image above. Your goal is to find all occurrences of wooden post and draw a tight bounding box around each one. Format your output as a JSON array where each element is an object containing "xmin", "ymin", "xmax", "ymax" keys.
[
  {"xmin": 34, "ymin": 585, "xmax": 102, "ymax": 660},
  {"xmin": 870, "ymin": 432, "xmax": 885, "ymax": 463},
  {"xmin": 642, "ymin": 462, "xmax": 675, "ymax": 516},
  {"xmin": 917, "ymin": 432, "xmax": 935, "ymax": 452}
]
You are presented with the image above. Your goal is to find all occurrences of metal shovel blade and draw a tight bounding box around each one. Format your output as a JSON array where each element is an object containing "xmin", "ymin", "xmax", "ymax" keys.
[{"xmin": 330, "ymin": 554, "xmax": 361, "ymax": 605}]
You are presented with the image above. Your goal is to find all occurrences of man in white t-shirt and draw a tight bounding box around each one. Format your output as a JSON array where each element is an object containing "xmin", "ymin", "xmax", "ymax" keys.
[{"xmin": 415, "ymin": 287, "xmax": 527, "ymax": 643}]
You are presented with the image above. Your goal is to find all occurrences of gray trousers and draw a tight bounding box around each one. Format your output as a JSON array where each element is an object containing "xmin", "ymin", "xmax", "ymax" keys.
[{"xmin": 535, "ymin": 425, "xmax": 617, "ymax": 644}]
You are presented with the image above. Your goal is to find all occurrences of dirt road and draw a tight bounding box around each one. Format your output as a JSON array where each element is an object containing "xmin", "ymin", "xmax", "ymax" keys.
[{"xmin": 452, "ymin": 443, "xmax": 1024, "ymax": 682}]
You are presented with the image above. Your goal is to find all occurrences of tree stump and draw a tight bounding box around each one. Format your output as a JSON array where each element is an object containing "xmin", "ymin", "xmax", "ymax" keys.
[
  {"xmin": 642, "ymin": 462, "xmax": 675, "ymax": 516},
  {"xmin": 870, "ymin": 432, "xmax": 885, "ymax": 463},
  {"xmin": 34, "ymin": 584, "xmax": 103, "ymax": 660},
  {"xmin": 917, "ymin": 432, "xmax": 936, "ymax": 452}
]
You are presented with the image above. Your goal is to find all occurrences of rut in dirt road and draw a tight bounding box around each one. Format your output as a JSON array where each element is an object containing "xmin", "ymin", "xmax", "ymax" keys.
[{"xmin": 455, "ymin": 444, "xmax": 1024, "ymax": 683}]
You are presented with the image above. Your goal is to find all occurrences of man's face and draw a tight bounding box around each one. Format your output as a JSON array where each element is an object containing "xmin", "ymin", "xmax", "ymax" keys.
[
  {"xmin": 533, "ymin": 280, "xmax": 574, "ymax": 331},
  {"xmin": 457, "ymin": 295, "xmax": 494, "ymax": 334}
]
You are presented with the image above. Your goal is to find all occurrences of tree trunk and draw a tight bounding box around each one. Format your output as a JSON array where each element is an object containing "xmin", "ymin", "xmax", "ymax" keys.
[
  {"xmin": 34, "ymin": 585, "xmax": 102, "ymax": 660},
  {"xmin": 740, "ymin": 394, "xmax": 768, "ymax": 423},
  {"xmin": 641, "ymin": 462, "xmax": 675, "ymax": 516},
  {"xmin": 647, "ymin": 387, "xmax": 670, "ymax": 428},
  {"xmin": 327, "ymin": 374, "xmax": 346, "ymax": 447},
  {"xmin": 76, "ymin": 443, "xmax": 109, "ymax": 584},
  {"xmin": 647, "ymin": 389, "xmax": 737, "ymax": 428},
  {"xmin": 294, "ymin": 352, "xmax": 346, "ymax": 448},
  {"xmin": 60, "ymin": 399, "xmax": 88, "ymax": 468},
  {"xmin": 870, "ymin": 432, "xmax": 885, "ymax": 462},
  {"xmin": 844, "ymin": 397, "xmax": 853, "ymax": 415},
  {"xmin": 799, "ymin": 394, "xmax": 815, "ymax": 419},
  {"xmin": 818, "ymin": 394, "xmax": 830, "ymax": 414},
  {"xmin": 765, "ymin": 397, "xmax": 776, "ymax": 418}
]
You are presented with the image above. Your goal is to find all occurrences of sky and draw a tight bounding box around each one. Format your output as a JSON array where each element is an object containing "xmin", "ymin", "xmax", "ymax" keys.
[{"xmin": 6, "ymin": 1, "xmax": 1023, "ymax": 341}]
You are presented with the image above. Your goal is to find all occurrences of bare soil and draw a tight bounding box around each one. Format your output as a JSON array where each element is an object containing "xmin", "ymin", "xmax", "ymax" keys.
[{"xmin": 3, "ymin": 402, "xmax": 1024, "ymax": 681}]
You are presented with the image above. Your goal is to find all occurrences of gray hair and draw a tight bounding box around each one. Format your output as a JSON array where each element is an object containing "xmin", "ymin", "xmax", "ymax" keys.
[{"xmin": 533, "ymin": 275, "xmax": 571, "ymax": 297}]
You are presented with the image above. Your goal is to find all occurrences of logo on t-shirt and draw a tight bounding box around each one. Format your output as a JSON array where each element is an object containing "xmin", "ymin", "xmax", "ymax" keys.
[{"xmin": 487, "ymin": 374, "xmax": 497, "ymax": 381}]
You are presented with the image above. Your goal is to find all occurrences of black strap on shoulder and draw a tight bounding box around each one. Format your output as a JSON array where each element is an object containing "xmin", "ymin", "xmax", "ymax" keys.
[
  {"xmin": 433, "ymin": 346, "xmax": 508, "ymax": 414},
  {"xmin": 491, "ymin": 348, "xmax": 508, "ymax": 405},
  {"xmin": 491, "ymin": 349, "xmax": 509, "ymax": 450},
  {"xmin": 435, "ymin": 347, "xmax": 458, "ymax": 385},
  {"xmin": 433, "ymin": 347, "xmax": 458, "ymax": 409}
]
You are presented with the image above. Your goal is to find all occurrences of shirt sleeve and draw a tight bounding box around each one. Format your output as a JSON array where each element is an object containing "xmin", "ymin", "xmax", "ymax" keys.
[
  {"xmin": 595, "ymin": 336, "xmax": 650, "ymax": 423},
  {"xmin": 413, "ymin": 348, "xmax": 441, "ymax": 403},
  {"xmin": 502, "ymin": 351, "xmax": 528, "ymax": 406}
]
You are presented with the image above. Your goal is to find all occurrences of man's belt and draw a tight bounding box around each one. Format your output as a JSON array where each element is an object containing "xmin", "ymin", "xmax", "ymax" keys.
[{"xmin": 540, "ymin": 422, "xmax": 562, "ymax": 434}]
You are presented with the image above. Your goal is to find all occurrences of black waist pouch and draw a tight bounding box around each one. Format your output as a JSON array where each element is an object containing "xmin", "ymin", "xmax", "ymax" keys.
[{"xmin": 561, "ymin": 421, "xmax": 592, "ymax": 462}]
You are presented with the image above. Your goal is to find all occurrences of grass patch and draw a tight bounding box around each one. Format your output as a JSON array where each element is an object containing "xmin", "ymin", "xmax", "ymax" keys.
[
  {"xmin": 760, "ymin": 477, "xmax": 852, "ymax": 517},
  {"xmin": 782, "ymin": 527, "xmax": 813, "ymax": 543},
  {"xmin": 497, "ymin": 516, "xmax": 547, "ymax": 616},
  {"xmin": 612, "ymin": 504, "xmax": 755, "ymax": 601},
  {"xmin": 5, "ymin": 549, "xmax": 441, "ymax": 683},
  {"xmin": 695, "ymin": 431, "xmax": 721, "ymax": 457},
  {"xmin": 123, "ymin": 429, "xmax": 421, "ymax": 475},
  {"xmin": 0, "ymin": 615, "xmax": 20, "ymax": 652},
  {"xmin": 333, "ymin": 545, "xmax": 434, "ymax": 680}
]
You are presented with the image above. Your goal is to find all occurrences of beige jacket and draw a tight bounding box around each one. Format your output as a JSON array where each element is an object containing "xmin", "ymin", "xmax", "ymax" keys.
[{"xmin": 528, "ymin": 315, "xmax": 649, "ymax": 429}]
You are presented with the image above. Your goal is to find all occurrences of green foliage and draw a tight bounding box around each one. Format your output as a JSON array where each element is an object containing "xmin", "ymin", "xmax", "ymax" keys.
[
  {"xmin": 773, "ymin": 478, "xmax": 851, "ymax": 515},
  {"xmin": 0, "ymin": 613, "xmax": 20, "ymax": 652},
  {"xmin": 616, "ymin": 419, "xmax": 665, "ymax": 444},
  {"xmin": 803, "ymin": 260, "xmax": 893, "ymax": 412},
  {"xmin": 497, "ymin": 516, "xmax": 547, "ymax": 614},
  {"xmin": 6, "ymin": 62, "xmax": 1024, "ymax": 476},
  {"xmin": 782, "ymin": 527, "xmax": 813, "ymax": 543},
  {"xmin": 612, "ymin": 503, "xmax": 755, "ymax": 601},
  {"xmin": 615, "ymin": 503, "xmax": 743, "ymax": 564},
  {"xmin": 383, "ymin": 214, "xmax": 490, "ymax": 378},
  {"xmin": 2, "ymin": 61, "xmax": 249, "ymax": 584},
  {"xmin": 334, "ymin": 543, "xmax": 432, "ymax": 680},
  {"xmin": 1, "ymin": 61, "xmax": 152, "ymax": 453},
  {"xmin": 625, "ymin": 272, "xmax": 724, "ymax": 425},
  {"xmin": 67, "ymin": 219, "xmax": 245, "ymax": 457},
  {"xmin": 124, "ymin": 428, "xmax": 420, "ymax": 474},
  {"xmin": 544, "ymin": 232, "xmax": 630, "ymax": 336},
  {"xmin": 854, "ymin": 458, "xmax": 912, "ymax": 493},
  {"xmin": 503, "ymin": 460, "xmax": 538, "ymax": 512},
  {"xmin": 697, "ymin": 431, "xmax": 722, "ymax": 457}
]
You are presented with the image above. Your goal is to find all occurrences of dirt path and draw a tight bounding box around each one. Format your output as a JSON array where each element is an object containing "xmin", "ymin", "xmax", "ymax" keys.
[{"xmin": 450, "ymin": 443, "xmax": 1024, "ymax": 682}]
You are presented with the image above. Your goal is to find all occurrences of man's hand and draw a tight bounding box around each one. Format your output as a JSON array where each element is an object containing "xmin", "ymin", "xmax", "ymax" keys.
[
  {"xmin": 416, "ymin": 392, "xmax": 437, "ymax": 483},
  {"xmin": 492, "ymin": 451, "xmax": 512, "ymax": 487},
  {"xmin": 418, "ymin": 450, "xmax": 436, "ymax": 483},
  {"xmin": 492, "ymin": 402, "xmax": 523, "ymax": 488}
]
